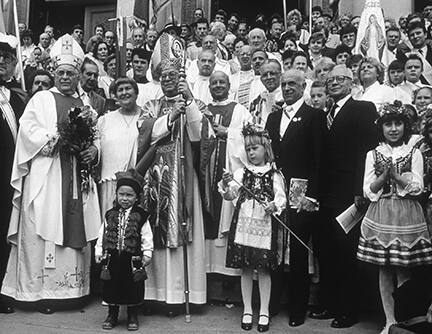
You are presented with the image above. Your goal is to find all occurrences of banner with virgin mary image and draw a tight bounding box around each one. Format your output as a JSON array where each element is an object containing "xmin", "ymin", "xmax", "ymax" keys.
[{"xmin": 354, "ymin": 0, "xmax": 386, "ymax": 62}]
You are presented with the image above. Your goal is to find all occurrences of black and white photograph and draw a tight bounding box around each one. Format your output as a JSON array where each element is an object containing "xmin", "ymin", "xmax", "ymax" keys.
[{"xmin": 1, "ymin": 0, "xmax": 432, "ymax": 333}]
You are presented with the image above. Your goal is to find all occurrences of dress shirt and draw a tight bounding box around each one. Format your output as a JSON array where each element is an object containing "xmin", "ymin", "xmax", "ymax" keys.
[
  {"xmin": 77, "ymin": 84, "xmax": 91, "ymax": 106},
  {"xmin": 279, "ymin": 97, "xmax": 304, "ymax": 138},
  {"xmin": 332, "ymin": 93, "xmax": 351, "ymax": 118}
]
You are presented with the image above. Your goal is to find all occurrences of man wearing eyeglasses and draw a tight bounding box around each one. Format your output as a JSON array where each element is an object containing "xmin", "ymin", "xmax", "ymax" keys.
[
  {"xmin": 314, "ymin": 64, "xmax": 377, "ymax": 328},
  {"xmin": 249, "ymin": 59, "xmax": 282, "ymax": 128},
  {"xmin": 1, "ymin": 34, "xmax": 100, "ymax": 314},
  {"xmin": 0, "ymin": 33, "xmax": 27, "ymax": 314},
  {"xmin": 265, "ymin": 69, "xmax": 326, "ymax": 327},
  {"xmin": 137, "ymin": 59, "xmax": 210, "ymax": 310}
]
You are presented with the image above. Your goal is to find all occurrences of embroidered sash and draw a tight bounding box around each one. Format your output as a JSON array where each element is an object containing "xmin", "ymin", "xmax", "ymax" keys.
[{"xmin": 0, "ymin": 87, "xmax": 17, "ymax": 142}]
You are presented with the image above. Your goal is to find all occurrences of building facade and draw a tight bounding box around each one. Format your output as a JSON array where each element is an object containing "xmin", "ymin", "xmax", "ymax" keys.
[{"xmin": 22, "ymin": 0, "xmax": 420, "ymax": 41}]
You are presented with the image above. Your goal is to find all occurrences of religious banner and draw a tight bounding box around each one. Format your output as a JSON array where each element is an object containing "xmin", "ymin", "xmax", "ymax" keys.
[
  {"xmin": 0, "ymin": 0, "xmax": 13, "ymax": 34},
  {"xmin": 149, "ymin": 0, "xmax": 176, "ymax": 32},
  {"xmin": 116, "ymin": 0, "xmax": 149, "ymax": 41},
  {"xmin": 354, "ymin": 0, "xmax": 386, "ymax": 62}
]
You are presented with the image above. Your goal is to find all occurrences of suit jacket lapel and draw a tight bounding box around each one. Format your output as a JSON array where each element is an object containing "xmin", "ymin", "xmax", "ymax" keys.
[
  {"xmin": 281, "ymin": 103, "xmax": 307, "ymax": 143},
  {"xmin": 332, "ymin": 97, "xmax": 353, "ymax": 126}
]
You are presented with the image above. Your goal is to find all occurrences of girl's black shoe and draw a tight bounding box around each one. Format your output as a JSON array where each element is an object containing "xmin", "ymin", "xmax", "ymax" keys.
[
  {"xmin": 241, "ymin": 313, "xmax": 253, "ymax": 331},
  {"xmin": 257, "ymin": 314, "xmax": 270, "ymax": 332}
]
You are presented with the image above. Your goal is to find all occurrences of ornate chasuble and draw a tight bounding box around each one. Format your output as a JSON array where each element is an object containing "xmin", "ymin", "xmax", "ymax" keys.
[
  {"xmin": 143, "ymin": 98, "xmax": 195, "ymax": 249},
  {"xmin": 53, "ymin": 92, "xmax": 87, "ymax": 248},
  {"xmin": 205, "ymin": 102, "xmax": 236, "ymax": 239}
]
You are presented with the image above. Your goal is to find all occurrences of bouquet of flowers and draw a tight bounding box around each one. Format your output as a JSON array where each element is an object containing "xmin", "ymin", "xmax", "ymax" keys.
[{"xmin": 57, "ymin": 105, "xmax": 98, "ymax": 193}]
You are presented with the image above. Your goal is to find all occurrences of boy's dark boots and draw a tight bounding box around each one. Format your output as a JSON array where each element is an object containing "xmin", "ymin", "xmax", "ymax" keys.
[
  {"xmin": 127, "ymin": 306, "xmax": 139, "ymax": 331},
  {"xmin": 102, "ymin": 305, "xmax": 119, "ymax": 330}
]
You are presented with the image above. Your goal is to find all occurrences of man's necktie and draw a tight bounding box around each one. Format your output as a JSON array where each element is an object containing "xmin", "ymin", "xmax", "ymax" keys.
[{"xmin": 327, "ymin": 102, "xmax": 338, "ymax": 130}]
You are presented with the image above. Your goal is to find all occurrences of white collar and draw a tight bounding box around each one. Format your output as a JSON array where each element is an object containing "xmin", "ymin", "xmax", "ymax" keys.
[
  {"xmin": 377, "ymin": 142, "xmax": 411, "ymax": 157},
  {"xmin": 262, "ymin": 86, "xmax": 281, "ymax": 96},
  {"xmin": 50, "ymin": 86, "xmax": 79, "ymax": 98},
  {"xmin": 210, "ymin": 98, "xmax": 234, "ymax": 106},
  {"xmin": 197, "ymin": 75, "xmax": 210, "ymax": 81},
  {"xmin": 363, "ymin": 81, "xmax": 380, "ymax": 93},
  {"xmin": 245, "ymin": 162, "xmax": 272, "ymax": 174},
  {"xmin": 77, "ymin": 84, "xmax": 88, "ymax": 97},
  {"xmin": 416, "ymin": 45, "xmax": 428, "ymax": 55},
  {"xmin": 334, "ymin": 94, "xmax": 351, "ymax": 109},
  {"xmin": 284, "ymin": 97, "xmax": 304, "ymax": 111},
  {"xmin": 164, "ymin": 94, "xmax": 182, "ymax": 102}
]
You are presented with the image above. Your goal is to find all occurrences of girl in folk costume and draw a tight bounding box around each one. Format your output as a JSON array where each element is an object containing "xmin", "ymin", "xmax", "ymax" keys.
[
  {"xmin": 220, "ymin": 124, "xmax": 286, "ymax": 332},
  {"xmin": 357, "ymin": 101, "xmax": 432, "ymax": 334},
  {"xmin": 95, "ymin": 170, "xmax": 153, "ymax": 331}
]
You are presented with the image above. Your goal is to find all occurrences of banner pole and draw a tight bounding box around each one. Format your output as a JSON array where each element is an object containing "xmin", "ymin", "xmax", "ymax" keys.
[{"xmin": 12, "ymin": 0, "xmax": 25, "ymax": 91}]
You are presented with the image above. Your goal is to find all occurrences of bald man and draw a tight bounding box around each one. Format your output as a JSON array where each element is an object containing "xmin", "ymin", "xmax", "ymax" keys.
[
  {"xmin": 231, "ymin": 45, "xmax": 255, "ymax": 108},
  {"xmin": 248, "ymin": 28, "xmax": 280, "ymax": 62},
  {"xmin": 186, "ymin": 35, "xmax": 231, "ymax": 85},
  {"xmin": 266, "ymin": 69, "xmax": 326, "ymax": 327},
  {"xmin": 38, "ymin": 33, "xmax": 51, "ymax": 54},
  {"xmin": 188, "ymin": 49, "xmax": 217, "ymax": 104},
  {"xmin": 205, "ymin": 70, "xmax": 251, "ymax": 276},
  {"xmin": 249, "ymin": 59, "xmax": 283, "ymax": 127}
]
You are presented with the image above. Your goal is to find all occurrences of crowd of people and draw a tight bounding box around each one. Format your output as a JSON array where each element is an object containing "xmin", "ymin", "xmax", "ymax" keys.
[{"xmin": 2, "ymin": 3, "xmax": 432, "ymax": 334}]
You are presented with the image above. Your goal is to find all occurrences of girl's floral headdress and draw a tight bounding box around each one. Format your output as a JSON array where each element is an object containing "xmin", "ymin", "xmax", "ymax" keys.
[
  {"xmin": 242, "ymin": 122, "xmax": 271, "ymax": 140},
  {"xmin": 376, "ymin": 100, "xmax": 409, "ymax": 123}
]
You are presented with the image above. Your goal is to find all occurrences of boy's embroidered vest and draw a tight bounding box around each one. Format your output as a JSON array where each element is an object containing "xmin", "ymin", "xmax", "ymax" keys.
[{"xmin": 103, "ymin": 208, "xmax": 145, "ymax": 255}]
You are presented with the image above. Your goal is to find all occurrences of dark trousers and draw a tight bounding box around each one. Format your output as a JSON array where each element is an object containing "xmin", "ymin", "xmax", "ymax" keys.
[
  {"xmin": 0, "ymin": 222, "xmax": 11, "ymax": 307},
  {"xmin": 270, "ymin": 210, "xmax": 317, "ymax": 317},
  {"xmin": 316, "ymin": 206, "xmax": 360, "ymax": 318}
]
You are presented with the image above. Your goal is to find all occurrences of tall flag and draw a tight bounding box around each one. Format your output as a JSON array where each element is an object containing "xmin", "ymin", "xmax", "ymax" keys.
[
  {"xmin": 149, "ymin": 0, "xmax": 173, "ymax": 32},
  {"xmin": 354, "ymin": 0, "xmax": 386, "ymax": 62},
  {"xmin": 116, "ymin": 0, "xmax": 149, "ymax": 35},
  {"xmin": 133, "ymin": 0, "xmax": 150, "ymax": 25},
  {"xmin": 329, "ymin": 0, "xmax": 341, "ymax": 23}
]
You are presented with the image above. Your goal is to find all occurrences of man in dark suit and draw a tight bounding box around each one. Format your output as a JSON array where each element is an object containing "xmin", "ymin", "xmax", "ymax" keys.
[
  {"xmin": 0, "ymin": 34, "xmax": 28, "ymax": 314},
  {"xmin": 314, "ymin": 64, "xmax": 377, "ymax": 328},
  {"xmin": 266, "ymin": 69, "xmax": 327, "ymax": 327},
  {"xmin": 78, "ymin": 58, "xmax": 106, "ymax": 116},
  {"xmin": 396, "ymin": 21, "xmax": 432, "ymax": 85}
]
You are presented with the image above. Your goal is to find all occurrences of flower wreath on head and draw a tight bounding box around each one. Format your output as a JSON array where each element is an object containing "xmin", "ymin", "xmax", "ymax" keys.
[
  {"xmin": 375, "ymin": 100, "xmax": 410, "ymax": 124},
  {"xmin": 241, "ymin": 122, "xmax": 271, "ymax": 140}
]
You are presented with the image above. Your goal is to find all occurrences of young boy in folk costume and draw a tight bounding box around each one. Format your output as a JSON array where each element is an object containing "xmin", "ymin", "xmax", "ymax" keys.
[
  {"xmin": 96, "ymin": 169, "xmax": 153, "ymax": 331},
  {"xmin": 220, "ymin": 124, "xmax": 287, "ymax": 332}
]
